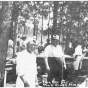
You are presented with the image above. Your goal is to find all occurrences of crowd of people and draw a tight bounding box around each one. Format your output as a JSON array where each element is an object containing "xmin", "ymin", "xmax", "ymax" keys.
[{"xmin": 13, "ymin": 34, "xmax": 88, "ymax": 87}]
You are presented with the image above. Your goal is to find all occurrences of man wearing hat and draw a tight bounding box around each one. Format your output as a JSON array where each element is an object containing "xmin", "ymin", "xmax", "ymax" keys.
[
  {"xmin": 16, "ymin": 37, "xmax": 38, "ymax": 87},
  {"xmin": 43, "ymin": 34, "xmax": 66, "ymax": 84}
]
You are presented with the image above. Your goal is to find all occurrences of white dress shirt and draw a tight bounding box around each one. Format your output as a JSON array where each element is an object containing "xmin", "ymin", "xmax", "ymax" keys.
[
  {"xmin": 16, "ymin": 50, "xmax": 37, "ymax": 87},
  {"xmin": 74, "ymin": 45, "xmax": 82, "ymax": 56},
  {"xmin": 44, "ymin": 45, "xmax": 64, "ymax": 58}
]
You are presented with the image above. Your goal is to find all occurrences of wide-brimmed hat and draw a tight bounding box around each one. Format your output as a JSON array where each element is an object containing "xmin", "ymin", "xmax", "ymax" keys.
[
  {"xmin": 52, "ymin": 34, "xmax": 59, "ymax": 40},
  {"xmin": 24, "ymin": 37, "xmax": 34, "ymax": 44},
  {"xmin": 24, "ymin": 36, "xmax": 38, "ymax": 46}
]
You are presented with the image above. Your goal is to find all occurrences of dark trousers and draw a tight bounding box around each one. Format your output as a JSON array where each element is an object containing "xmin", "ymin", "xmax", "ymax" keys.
[{"xmin": 47, "ymin": 57, "xmax": 63, "ymax": 83}]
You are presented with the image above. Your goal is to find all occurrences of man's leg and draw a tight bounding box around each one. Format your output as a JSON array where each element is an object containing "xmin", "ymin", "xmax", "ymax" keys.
[
  {"xmin": 55, "ymin": 57, "xmax": 63, "ymax": 84},
  {"xmin": 47, "ymin": 69, "xmax": 54, "ymax": 83},
  {"xmin": 47, "ymin": 57, "xmax": 55, "ymax": 83},
  {"xmin": 73, "ymin": 56, "xmax": 82, "ymax": 76}
]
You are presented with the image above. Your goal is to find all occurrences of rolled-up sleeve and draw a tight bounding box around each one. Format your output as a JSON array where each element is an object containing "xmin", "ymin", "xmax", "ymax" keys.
[{"xmin": 43, "ymin": 45, "xmax": 51, "ymax": 58}]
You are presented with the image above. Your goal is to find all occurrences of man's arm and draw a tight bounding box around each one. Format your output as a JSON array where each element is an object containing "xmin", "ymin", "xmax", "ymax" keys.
[
  {"xmin": 43, "ymin": 46, "xmax": 50, "ymax": 72},
  {"xmin": 45, "ymin": 57, "xmax": 50, "ymax": 71},
  {"xmin": 16, "ymin": 53, "xmax": 30, "ymax": 87},
  {"xmin": 20, "ymin": 75, "xmax": 30, "ymax": 87},
  {"xmin": 58, "ymin": 45, "xmax": 67, "ymax": 69}
]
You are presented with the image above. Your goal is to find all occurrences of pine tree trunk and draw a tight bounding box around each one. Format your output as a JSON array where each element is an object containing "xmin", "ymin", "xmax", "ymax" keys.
[
  {"xmin": 13, "ymin": 21, "xmax": 17, "ymax": 57},
  {"xmin": 0, "ymin": 24, "xmax": 10, "ymax": 86},
  {"xmin": 51, "ymin": 1, "xmax": 58, "ymax": 40},
  {"xmin": 33, "ymin": 14, "xmax": 36, "ymax": 36},
  {"xmin": 0, "ymin": 2, "xmax": 12, "ymax": 86}
]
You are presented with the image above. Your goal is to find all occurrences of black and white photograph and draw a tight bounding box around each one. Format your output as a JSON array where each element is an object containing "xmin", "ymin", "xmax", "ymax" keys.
[{"xmin": 0, "ymin": 1, "xmax": 88, "ymax": 87}]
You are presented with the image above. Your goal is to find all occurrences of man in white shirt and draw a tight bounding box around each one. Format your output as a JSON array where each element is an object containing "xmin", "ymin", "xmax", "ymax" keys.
[
  {"xmin": 73, "ymin": 40, "xmax": 84, "ymax": 76},
  {"xmin": 16, "ymin": 37, "xmax": 38, "ymax": 87},
  {"xmin": 43, "ymin": 35, "xmax": 66, "ymax": 84}
]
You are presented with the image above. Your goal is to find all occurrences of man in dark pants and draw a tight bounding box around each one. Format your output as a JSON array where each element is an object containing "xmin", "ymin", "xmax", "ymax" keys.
[{"xmin": 43, "ymin": 35, "xmax": 66, "ymax": 84}]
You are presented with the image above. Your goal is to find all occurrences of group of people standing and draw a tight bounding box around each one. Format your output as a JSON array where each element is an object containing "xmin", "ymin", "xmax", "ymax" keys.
[{"xmin": 15, "ymin": 34, "xmax": 86, "ymax": 87}]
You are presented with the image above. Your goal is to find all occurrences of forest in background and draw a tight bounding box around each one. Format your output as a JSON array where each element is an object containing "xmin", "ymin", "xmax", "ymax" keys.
[{"xmin": 0, "ymin": 1, "xmax": 88, "ymax": 86}]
